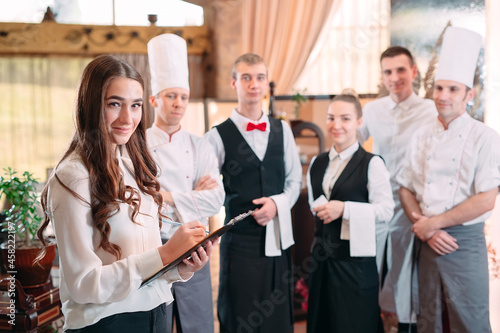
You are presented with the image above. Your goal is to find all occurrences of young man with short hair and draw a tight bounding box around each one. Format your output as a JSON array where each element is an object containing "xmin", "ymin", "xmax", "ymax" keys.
[
  {"xmin": 205, "ymin": 53, "xmax": 302, "ymax": 333},
  {"xmin": 358, "ymin": 46, "xmax": 437, "ymax": 332}
]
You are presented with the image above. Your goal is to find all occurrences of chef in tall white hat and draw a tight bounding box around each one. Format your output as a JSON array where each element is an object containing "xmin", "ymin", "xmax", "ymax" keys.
[
  {"xmin": 430, "ymin": 26, "xmax": 481, "ymax": 128},
  {"xmin": 397, "ymin": 26, "xmax": 500, "ymax": 333},
  {"xmin": 146, "ymin": 33, "xmax": 224, "ymax": 333}
]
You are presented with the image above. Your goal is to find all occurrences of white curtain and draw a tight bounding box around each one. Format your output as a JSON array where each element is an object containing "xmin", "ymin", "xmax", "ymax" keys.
[
  {"xmin": 0, "ymin": 56, "xmax": 91, "ymax": 181},
  {"xmin": 242, "ymin": 0, "xmax": 336, "ymax": 94},
  {"xmin": 293, "ymin": 0, "xmax": 390, "ymax": 95}
]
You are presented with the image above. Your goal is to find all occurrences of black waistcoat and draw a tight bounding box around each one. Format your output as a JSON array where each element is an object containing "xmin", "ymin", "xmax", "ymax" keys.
[
  {"xmin": 309, "ymin": 146, "xmax": 374, "ymax": 259},
  {"xmin": 216, "ymin": 117, "xmax": 285, "ymax": 235}
]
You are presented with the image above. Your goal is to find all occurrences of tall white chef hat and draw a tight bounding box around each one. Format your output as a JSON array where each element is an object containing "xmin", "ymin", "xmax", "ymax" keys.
[
  {"xmin": 434, "ymin": 27, "xmax": 482, "ymax": 88},
  {"xmin": 147, "ymin": 33, "xmax": 190, "ymax": 96}
]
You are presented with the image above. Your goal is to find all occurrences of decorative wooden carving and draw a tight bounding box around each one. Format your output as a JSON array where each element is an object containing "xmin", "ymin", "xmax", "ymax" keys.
[{"xmin": 0, "ymin": 22, "xmax": 209, "ymax": 56}]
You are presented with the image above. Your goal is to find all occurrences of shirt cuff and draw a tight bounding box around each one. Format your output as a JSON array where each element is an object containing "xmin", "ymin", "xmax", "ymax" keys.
[{"xmin": 136, "ymin": 248, "xmax": 165, "ymax": 281}]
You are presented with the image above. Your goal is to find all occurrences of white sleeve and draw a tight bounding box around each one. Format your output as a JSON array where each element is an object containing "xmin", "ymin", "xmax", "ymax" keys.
[
  {"xmin": 268, "ymin": 120, "xmax": 302, "ymax": 209},
  {"xmin": 266, "ymin": 121, "xmax": 303, "ymax": 255},
  {"xmin": 342, "ymin": 156, "xmax": 394, "ymax": 258},
  {"xmin": 473, "ymin": 128, "xmax": 500, "ymax": 193},
  {"xmin": 47, "ymin": 162, "xmax": 169, "ymax": 304},
  {"xmin": 171, "ymin": 139, "xmax": 225, "ymax": 223},
  {"xmin": 366, "ymin": 155, "xmax": 395, "ymax": 223},
  {"xmin": 203, "ymin": 128, "xmax": 225, "ymax": 169}
]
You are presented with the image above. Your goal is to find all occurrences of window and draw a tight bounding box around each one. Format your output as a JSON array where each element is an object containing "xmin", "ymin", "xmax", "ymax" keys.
[
  {"xmin": 293, "ymin": 0, "xmax": 390, "ymax": 95},
  {"xmin": 0, "ymin": 0, "xmax": 203, "ymax": 27}
]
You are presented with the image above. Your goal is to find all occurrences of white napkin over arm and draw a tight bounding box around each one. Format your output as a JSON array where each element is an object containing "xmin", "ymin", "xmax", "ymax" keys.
[
  {"xmin": 265, "ymin": 194, "xmax": 295, "ymax": 256},
  {"xmin": 341, "ymin": 202, "xmax": 376, "ymax": 257}
]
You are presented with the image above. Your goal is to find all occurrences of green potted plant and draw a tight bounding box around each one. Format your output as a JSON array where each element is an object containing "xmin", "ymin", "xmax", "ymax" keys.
[
  {"xmin": 292, "ymin": 88, "xmax": 308, "ymax": 119},
  {"xmin": 0, "ymin": 167, "xmax": 56, "ymax": 287}
]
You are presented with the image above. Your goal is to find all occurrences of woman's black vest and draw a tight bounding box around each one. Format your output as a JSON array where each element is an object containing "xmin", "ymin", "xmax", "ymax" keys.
[{"xmin": 309, "ymin": 146, "xmax": 374, "ymax": 259}]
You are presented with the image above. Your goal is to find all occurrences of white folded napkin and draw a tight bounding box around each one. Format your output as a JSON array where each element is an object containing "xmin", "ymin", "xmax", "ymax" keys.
[
  {"xmin": 341, "ymin": 202, "xmax": 376, "ymax": 257},
  {"xmin": 265, "ymin": 195, "xmax": 295, "ymax": 256}
]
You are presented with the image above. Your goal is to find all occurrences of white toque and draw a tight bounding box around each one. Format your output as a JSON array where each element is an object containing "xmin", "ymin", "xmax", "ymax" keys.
[
  {"xmin": 147, "ymin": 33, "xmax": 190, "ymax": 96},
  {"xmin": 435, "ymin": 27, "xmax": 482, "ymax": 88}
]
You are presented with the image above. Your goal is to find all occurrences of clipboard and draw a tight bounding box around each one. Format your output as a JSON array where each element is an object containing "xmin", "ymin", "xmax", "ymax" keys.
[{"xmin": 140, "ymin": 210, "xmax": 254, "ymax": 287}]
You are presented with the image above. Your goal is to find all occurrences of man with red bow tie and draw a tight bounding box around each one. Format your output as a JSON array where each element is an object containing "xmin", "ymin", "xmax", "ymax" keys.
[{"xmin": 205, "ymin": 53, "xmax": 302, "ymax": 333}]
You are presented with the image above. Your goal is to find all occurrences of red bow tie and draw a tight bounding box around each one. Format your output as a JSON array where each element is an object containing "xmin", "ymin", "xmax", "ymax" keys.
[{"xmin": 246, "ymin": 122, "xmax": 267, "ymax": 131}]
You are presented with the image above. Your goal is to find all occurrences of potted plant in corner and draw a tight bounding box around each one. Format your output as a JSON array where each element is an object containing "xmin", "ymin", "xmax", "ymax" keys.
[{"xmin": 0, "ymin": 167, "xmax": 56, "ymax": 287}]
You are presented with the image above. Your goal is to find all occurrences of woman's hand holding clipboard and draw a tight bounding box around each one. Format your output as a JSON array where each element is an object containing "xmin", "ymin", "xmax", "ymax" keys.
[{"xmin": 141, "ymin": 210, "xmax": 254, "ymax": 287}]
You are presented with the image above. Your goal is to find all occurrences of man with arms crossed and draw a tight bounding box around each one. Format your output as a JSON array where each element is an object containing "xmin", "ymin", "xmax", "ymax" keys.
[
  {"xmin": 358, "ymin": 46, "xmax": 437, "ymax": 332},
  {"xmin": 205, "ymin": 53, "xmax": 302, "ymax": 333},
  {"xmin": 398, "ymin": 27, "xmax": 500, "ymax": 332},
  {"xmin": 146, "ymin": 33, "xmax": 224, "ymax": 333}
]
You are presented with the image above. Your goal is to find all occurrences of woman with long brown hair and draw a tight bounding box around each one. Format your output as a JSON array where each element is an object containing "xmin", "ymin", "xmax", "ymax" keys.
[{"xmin": 37, "ymin": 55, "xmax": 214, "ymax": 332}]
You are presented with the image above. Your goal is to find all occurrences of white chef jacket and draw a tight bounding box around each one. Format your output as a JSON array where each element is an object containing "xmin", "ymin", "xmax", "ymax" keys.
[
  {"xmin": 45, "ymin": 147, "xmax": 186, "ymax": 330},
  {"xmin": 204, "ymin": 109, "xmax": 302, "ymax": 256},
  {"xmin": 359, "ymin": 93, "xmax": 437, "ymax": 195},
  {"xmin": 306, "ymin": 142, "xmax": 394, "ymax": 262},
  {"xmin": 396, "ymin": 112, "xmax": 500, "ymax": 224},
  {"xmin": 147, "ymin": 125, "xmax": 224, "ymax": 239}
]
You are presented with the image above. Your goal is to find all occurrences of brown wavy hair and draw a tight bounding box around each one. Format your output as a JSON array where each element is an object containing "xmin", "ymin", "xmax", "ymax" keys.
[{"xmin": 37, "ymin": 55, "xmax": 163, "ymax": 261}]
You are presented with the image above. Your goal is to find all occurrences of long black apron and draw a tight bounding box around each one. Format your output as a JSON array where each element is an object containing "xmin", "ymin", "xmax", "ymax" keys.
[{"xmin": 307, "ymin": 147, "xmax": 383, "ymax": 333}]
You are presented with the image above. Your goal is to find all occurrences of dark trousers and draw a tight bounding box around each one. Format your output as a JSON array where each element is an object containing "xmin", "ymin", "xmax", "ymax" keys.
[{"xmin": 65, "ymin": 303, "xmax": 167, "ymax": 333}]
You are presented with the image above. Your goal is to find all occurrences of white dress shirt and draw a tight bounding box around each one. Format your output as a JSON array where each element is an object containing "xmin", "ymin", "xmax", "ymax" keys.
[
  {"xmin": 45, "ymin": 148, "xmax": 186, "ymax": 330},
  {"xmin": 204, "ymin": 109, "xmax": 302, "ymax": 256},
  {"xmin": 307, "ymin": 142, "xmax": 394, "ymax": 259},
  {"xmin": 396, "ymin": 112, "xmax": 500, "ymax": 225},
  {"xmin": 147, "ymin": 125, "xmax": 225, "ymax": 239},
  {"xmin": 358, "ymin": 93, "xmax": 437, "ymax": 195}
]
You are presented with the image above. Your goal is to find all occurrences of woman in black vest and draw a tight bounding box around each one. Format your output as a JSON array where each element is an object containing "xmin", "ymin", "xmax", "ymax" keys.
[{"xmin": 306, "ymin": 92, "xmax": 394, "ymax": 333}]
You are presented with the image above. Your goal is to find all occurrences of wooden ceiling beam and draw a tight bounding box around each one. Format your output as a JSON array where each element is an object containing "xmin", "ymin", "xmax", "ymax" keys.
[{"xmin": 0, "ymin": 22, "xmax": 209, "ymax": 56}]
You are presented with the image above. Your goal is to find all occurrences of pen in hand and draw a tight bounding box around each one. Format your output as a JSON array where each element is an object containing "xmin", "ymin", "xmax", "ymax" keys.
[{"xmin": 162, "ymin": 219, "xmax": 210, "ymax": 235}]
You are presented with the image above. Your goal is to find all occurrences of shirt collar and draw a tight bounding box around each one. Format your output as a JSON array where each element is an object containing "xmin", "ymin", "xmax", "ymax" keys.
[
  {"xmin": 328, "ymin": 141, "xmax": 359, "ymax": 161},
  {"xmin": 390, "ymin": 92, "xmax": 419, "ymax": 111},
  {"xmin": 152, "ymin": 123, "xmax": 186, "ymax": 142},
  {"xmin": 434, "ymin": 111, "xmax": 471, "ymax": 132},
  {"xmin": 230, "ymin": 108, "xmax": 269, "ymax": 132}
]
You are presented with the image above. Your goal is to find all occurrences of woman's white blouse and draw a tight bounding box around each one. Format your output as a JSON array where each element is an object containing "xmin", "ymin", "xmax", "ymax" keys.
[{"xmin": 45, "ymin": 148, "xmax": 185, "ymax": 330}]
